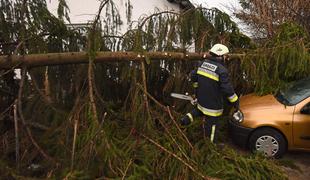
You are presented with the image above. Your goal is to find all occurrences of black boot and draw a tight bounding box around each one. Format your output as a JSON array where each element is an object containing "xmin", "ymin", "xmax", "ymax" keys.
[{"xmin": 180, "ymin": 114, "xmax": 191, "ymax": 126}]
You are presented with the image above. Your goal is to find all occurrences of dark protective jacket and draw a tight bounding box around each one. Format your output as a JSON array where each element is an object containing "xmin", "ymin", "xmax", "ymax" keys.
[{"xmin": 191, "ymin": 56, "xmax": 239, "ymax": 117}]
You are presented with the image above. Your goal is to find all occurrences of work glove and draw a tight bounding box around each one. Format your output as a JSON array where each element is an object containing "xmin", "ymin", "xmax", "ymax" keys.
[{"xmin": 190, "ymin": 98, "xmax": 197, "ymax": 105}]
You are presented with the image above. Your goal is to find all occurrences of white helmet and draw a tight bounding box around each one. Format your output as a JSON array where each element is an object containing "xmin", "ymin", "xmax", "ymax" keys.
[{"xmin": 210, "ymin": 44, "xmax": 229, "ymax": 56}]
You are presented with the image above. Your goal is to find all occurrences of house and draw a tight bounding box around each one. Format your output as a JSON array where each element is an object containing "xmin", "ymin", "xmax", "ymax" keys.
[
  {"xmin": 48, "ymin": 0, "xmax": 194, "ymax": 32},
  {"xmin": 167, "ymin": 0, "xmax": 195, "ymax": 9}
]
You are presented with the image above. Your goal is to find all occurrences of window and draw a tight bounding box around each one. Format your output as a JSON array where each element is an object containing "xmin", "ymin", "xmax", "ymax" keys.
[{"xmin": 301, "ymin": 102, "xmax": 310, "ymax": 114}]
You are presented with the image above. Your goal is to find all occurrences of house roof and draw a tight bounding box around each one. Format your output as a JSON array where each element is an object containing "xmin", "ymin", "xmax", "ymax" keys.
[{"xmin": 166, "ymin": 0, "xmax": 195, "ymax": 10}]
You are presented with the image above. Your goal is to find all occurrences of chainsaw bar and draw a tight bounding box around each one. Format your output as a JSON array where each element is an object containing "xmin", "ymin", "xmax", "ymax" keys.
[{"xmin": 170, "ymin": 93, "xmax": 194, "ymax": 101}]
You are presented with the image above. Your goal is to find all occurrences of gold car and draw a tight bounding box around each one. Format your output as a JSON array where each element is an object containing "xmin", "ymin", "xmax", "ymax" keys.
[{"xmin": 229, "ymin": 77, "xmax": 310, "ymax": 158}]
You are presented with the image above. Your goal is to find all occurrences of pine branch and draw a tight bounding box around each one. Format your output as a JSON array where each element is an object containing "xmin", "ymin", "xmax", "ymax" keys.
[
  {"xmin": 140, "ymin": 133, "xmax": 216, "ymax": 180},
  {"xmin": 166, "ymin": 106, "xmax": 194, "ymax": 150},
  {"xmin": 87, "ymin": 0, "xmax": 110, "ymax": 124},
  {"xmin": 138, "ymin": 10, "xmax": 180, "ymax": 29},
  {"xmin": 17, "ymin": 67, "xmax": 57, "ymax": 165},
  {"xmin": 13, "ymin": 100, "xmax": 19, "ymax": 171},
  {"xmin": 140, "ymin": 61, "xmax": 151, "ymax": 119}
]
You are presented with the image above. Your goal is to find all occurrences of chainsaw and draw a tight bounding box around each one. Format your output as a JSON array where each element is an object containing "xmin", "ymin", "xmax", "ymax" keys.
[
  {"xmin": 171, "ymin": 92, "xmax": 244, "ymax": 122},
  {"xmin": 170, "ymin": 93, "xmax": 197, "ymax": 105}
]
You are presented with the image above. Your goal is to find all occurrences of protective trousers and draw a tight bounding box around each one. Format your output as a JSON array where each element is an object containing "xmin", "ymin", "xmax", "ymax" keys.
[
  {"xmin": 180, "ymin": 108, "xmax": 220, "ymax": 143},
  {"xmin": 203, "ymin": 116, "xmax": 220, "ymax": 143}
]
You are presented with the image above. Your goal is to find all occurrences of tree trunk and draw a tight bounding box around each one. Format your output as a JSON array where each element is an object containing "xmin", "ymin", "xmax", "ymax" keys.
[{"xmin": 0, "ymin": 51, "xmax": 235, "ymax": 69}]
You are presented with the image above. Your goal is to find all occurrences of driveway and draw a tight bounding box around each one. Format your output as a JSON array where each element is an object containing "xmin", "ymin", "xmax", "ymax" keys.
[
  {"xmin": 281, "ymin": 151, "xmax": 310, "ymax": 180},
  {"xmin": 226, "ymin": 139, "xmax": 310, "ymax": 180}
]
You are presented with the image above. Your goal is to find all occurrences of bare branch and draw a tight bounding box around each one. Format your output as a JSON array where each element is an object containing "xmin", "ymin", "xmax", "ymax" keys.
[{"xmin": 17, "ymin": 67, "xmax": 57, "ymax": 165}]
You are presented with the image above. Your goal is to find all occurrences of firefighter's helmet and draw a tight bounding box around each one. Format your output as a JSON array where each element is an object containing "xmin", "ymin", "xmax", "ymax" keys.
[{"xmin": 210, "ymin": 44, "xmax": 229, "ymax": 56}]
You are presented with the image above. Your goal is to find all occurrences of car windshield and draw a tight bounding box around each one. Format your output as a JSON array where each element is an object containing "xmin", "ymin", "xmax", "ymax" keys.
[{"xmin": 275, "ymin": 77, "xmax": 310, "ymax": 106}]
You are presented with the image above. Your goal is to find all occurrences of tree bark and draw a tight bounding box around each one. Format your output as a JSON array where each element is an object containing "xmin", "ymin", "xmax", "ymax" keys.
[{"xmin": 0, "ymin": 51, "xmax": 215, "ymax": 69}]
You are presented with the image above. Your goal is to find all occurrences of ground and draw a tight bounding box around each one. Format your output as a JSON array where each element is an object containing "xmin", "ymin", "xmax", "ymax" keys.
[
  {"xmin": 226, "ymin": 139, "xmax": 310, "ymax": 180},
  {"xmin": 281, "ymin": 151, "xmax": 310, "ymax": 180}
]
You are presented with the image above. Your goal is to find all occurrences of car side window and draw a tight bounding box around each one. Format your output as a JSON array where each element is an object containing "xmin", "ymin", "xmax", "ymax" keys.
[{"xmin": 300, "ymin": 102, "xmax": 310, "ymax": 115}]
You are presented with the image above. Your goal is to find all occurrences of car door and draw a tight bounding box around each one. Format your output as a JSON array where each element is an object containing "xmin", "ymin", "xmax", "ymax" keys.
[{"xmin": 293, "ymin": 97, "xmax": 310, "ymax": 149}]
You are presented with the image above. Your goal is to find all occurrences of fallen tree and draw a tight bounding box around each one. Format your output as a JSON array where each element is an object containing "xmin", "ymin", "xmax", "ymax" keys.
[
  {"xmin": 0, "ymin": 51, "xmax": 246, "ymax": 69},
  {"xmin": 0, "ymin": 0, "xmax": 307, "ymax": 179}
]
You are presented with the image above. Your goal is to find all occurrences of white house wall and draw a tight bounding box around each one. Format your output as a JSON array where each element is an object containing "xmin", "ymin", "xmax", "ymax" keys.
[
  {"xmin": 118, "ymin": 0, "xmax": 180, "ymax": 32},
  {"xmin": 48, "ymin": 0, "xmax": 180, "ymax": 33}
]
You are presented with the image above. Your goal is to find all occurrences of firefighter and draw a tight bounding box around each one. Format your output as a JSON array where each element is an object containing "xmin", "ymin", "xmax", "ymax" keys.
[{"xmin": 180, "ymin": 43, "xmax": 239, "ymax": 143}]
